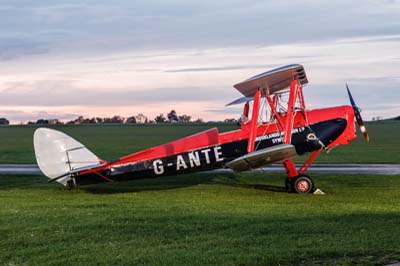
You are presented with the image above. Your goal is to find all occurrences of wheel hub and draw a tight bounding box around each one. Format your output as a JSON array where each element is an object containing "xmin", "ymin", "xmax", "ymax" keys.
[{"xmin": 296, "ymin": 179, "xmax": 310, "ymax": 193}]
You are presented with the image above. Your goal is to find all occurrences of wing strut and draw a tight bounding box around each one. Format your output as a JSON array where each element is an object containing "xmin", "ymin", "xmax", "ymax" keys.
[
  {"xmin": 239, "ymin": 74, "xmax": 318, "ymax": 179},
  {"xmin": 274, "ymin": 79, "xmax": 309, "ymax": 178},
  {"xmin": 299, "ymin": 148, "xmax": 323, "ymax": 174},
  {"xmin": 284, "ymin": 79, "xmax": 305, "ymax": 144},
  {"xmin": 247, "ymin": 89, "xmax": 262, "ymax": 153}
]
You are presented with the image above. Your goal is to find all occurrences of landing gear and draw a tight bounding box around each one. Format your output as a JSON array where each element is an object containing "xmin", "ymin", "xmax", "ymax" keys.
[
  {"xmin": 66, "ymin": 177, "xmax": 77, "ymax": 190},
  {"xmin": 285, "ymin": 174, "xmax": 315, "ymax": 194},
  {"xmin": 283, "ymin": 151, "xmax": 322, "ymax": 194},
  {"xmin": 66, "ymin": 180, "xmax": 74, "ymax": 190},
  {"xmin": 285, "ymin": 177, "xmax": 293, "ymax": 192},
  {"xmin": 293, "ymin": 175, "xmax": 315, "ymax": 194}
]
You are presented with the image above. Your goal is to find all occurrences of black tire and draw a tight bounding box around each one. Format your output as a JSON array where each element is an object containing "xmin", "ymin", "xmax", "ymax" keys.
[
  {"xmin": 66, "ymin": 179, "xmax": 75, "ymax": 190},
  {"xmin": 293, "ymin": 175, "xmax": 315, "ymax": 194}
]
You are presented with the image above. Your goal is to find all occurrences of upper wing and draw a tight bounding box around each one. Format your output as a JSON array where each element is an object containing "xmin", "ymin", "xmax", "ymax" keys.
[
  {"xmin": 233, "ymin": 64, "xmax": 308, "ymax": 98},
  {"xmin": 226, "ymin": 96, "xmax": 253, "ymax": 106},
  {"xmin": 225, "ymin": 144, "xmax": 297, "ymax": 172}
]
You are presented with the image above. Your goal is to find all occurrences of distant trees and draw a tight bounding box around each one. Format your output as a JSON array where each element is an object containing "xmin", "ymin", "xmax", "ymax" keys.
[
  {"xmin": 373, "ymin": 115, "xmax": 400, "ymax": 121},
  {"xmin": 26, "ymin": 118, "xmax": 62, "ymax": 125},
  {"xmin": 154, "ymin": 114, "xmax": 166, "ymax": 123},
  {"xmin": 167, "ymin": 110, "xmax": 179, "ymax": 123},
  {"xmin": 9, "ymin": 108, "xmax": 240, "ymax": 125},
  {"xmin": 110, "ymin": 116, "xmax": 124, "ymax": 124},
  {"xmin": 126, "ymin": 116, "xmax": 137, "ymax": 124},
  {"xmin": 371, "ymin": 116, "xmax": 383, "ymax": 121},
  {"xmin": 0, "ymin": 118, "xmax": 9, "ymax": 125},
  {"xmin": 36, "ymin": 119, "xmax": 49, "ymax": 124},
  {"xmin": 166, "ymin": 110, "xmax": 191, "ymax": 123},
  {"xmin": 135, "ymin": 114, "xmax": 148, "ymax": 124},
  {"xmin": 224, "ymin": 118, "xmax": 237, "ymax": 123},
  {"xmin": 66, "ymin": 116, "xmax": 95, "ymax": 124},
  {"xmin": 178, "ymin": 114, "xmax": 191, "ymax": 123},
  {"xmin": 102, "ymin": 117, "xmax": 113, "ymax": 123}
]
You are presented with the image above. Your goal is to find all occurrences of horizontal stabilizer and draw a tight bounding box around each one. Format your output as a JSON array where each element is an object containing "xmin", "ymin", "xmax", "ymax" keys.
[{"xmin": 225, "ymin": 144, "xmax": 297, "ymax": 172}]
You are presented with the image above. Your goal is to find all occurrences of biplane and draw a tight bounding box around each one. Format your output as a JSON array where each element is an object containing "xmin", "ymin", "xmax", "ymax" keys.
[{"xmin": 33, "ymin": 64, "xmax": 369, "ymax": 193}]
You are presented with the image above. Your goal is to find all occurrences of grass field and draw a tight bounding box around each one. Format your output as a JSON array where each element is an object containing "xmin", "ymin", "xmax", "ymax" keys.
[
  {"xmin": 1, "ymin": 172, "xmax": 400, "ymax": 265},
  {"xmin": 1, "ymin": 122, "xmax": 400, "ymax": 265},
  {"xmin": 0, "ymin": 121, "xmax": 399, "ymax": 164}
]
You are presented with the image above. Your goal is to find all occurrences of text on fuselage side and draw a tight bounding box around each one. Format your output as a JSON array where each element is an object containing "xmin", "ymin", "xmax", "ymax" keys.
[
  {"xmin": 255, "ymin": 127, "xmax": 305, "ymax": 144},
  {"xmin": 152, "ymin": 146, "xmax": 224, "ymax": 175}
]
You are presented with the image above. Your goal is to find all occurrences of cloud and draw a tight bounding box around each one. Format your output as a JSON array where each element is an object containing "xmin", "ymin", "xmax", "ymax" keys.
[
  {"xmin": 0, "ymin": 0, "xmax": 399, "ymax": 58},
  {"xmin": 1, "ymin": 33, "xmax": 399, "ymax": 121},
  {"xmin": 0, "ymin": 80, "xmax": 233, "ymax": 106},
  {"xmin": 206, "ymin": 108, "xmax": 243, "ymax": 115},
  {"xmin": 0, "ymin": 37, "xmax": 49, "ymax": 61},
  {"xmin": 164, "ymin": 64, "xmax": 276, "ymax": 73}
]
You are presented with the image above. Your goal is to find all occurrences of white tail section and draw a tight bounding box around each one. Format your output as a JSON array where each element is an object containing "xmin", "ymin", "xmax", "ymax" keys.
[{"xmin": 33, "ymin": 128, "xmax": 102, "ymax": 185}]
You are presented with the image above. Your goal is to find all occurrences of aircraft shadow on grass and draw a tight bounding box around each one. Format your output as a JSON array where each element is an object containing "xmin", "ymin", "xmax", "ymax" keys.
[
  {"xmin": 82, "ymin": 172, "xmax": 287, "ymax": 194},
  {"xmin": 215, "ymin": 182, "xmax": 287, "ymax": 193},
  {"xmin": 82, "ymin": 173, "xmax": 216, "ymax": 194},
  {"xmin": 0, "ymin": 173, "xmax": 287, "ymax": 194},
  {"xmin": 207, "ymin": 173, "xmax": 287, "ymax": 193}
]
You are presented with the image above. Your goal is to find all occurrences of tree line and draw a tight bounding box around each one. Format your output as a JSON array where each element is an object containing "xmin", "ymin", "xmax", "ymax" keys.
[{"xmin": 0, "ymin": 110, "xmax": 237, "ymax": 125}]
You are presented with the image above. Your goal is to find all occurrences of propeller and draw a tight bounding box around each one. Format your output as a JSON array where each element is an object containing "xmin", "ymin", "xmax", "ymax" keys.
[{"xmin": 346, "ymin": 83, "xmax": 369, "ymax": 142}]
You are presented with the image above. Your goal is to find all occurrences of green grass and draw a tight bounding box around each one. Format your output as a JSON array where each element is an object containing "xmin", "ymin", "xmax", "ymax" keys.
[
  {"xmin": 1, "ymin": 172, "xmax": 400, "ymax": 265},
  {"xmin": 0, "ymin": 121, "xmax": 399, "ymax": 164}
]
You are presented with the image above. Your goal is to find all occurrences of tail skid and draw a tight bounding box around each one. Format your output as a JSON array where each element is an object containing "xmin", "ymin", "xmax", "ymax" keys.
[{"xmin": 33, "ymin": 128, "xmax": 105, "ymax": 186}]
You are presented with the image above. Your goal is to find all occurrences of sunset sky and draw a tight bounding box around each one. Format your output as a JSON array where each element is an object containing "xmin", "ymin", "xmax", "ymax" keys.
[{"xmin": 1, "ymin": 0, "xmax": 399, "ymax": 123}]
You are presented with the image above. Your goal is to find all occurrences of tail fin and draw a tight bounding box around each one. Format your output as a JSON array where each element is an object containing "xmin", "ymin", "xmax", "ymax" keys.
[{"xmin": 33, "ymin": 128, "xmax": 104, "ymax": 185}]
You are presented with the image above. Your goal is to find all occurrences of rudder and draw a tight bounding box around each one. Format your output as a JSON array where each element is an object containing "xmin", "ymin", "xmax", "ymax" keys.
[{"xmin": 33, "ymin": 128, "xmax": 104, "ymax": 185}]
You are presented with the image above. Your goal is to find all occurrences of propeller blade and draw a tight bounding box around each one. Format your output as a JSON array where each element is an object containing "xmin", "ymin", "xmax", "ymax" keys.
[
  {"xmin": 346, "ymin": 83, "xmax": 369, "ymax": 142},
  {"xmin": 358, "ymin": 119, "xmax": 370, "ymax": 142},
  {"xmin": 346, "ymin": 83, "xmax": 357, "ymax": 110}
]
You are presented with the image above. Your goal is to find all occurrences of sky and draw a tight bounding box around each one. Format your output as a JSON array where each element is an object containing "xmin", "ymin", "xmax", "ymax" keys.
[{"xmin": 0, "ymin": 0, "xmax": 399, "ymax": 123}]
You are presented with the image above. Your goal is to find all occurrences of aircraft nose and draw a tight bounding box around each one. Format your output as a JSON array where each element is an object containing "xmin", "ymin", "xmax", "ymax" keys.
[{"xmin": 313, "ymin": 118, "xmax": 347, "ymax": 146}]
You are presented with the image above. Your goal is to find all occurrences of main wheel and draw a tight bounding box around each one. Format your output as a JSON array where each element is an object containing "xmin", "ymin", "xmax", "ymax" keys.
[{"xmin": 293, "ymin": 175, "xmax": 315, "ymax": 194}]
